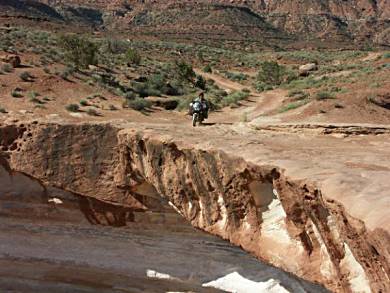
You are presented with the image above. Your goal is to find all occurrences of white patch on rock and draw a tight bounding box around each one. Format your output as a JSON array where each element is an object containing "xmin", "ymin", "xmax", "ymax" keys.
[
  {"xmin": 242, "ymin": 214, "xmax": 251, "ymax": 231},
  {"xmin": 203, "ymin": 272, "xmax": 290, "ymax": 293},
  {"xmin": 261, "ymin": 198, "xmax": 304, "ymax": 266},
  {"xmin": 146, "ymin": 269, "xmax": 174, "ymax": 280},
  {"xmin": 198, "ymin": 199, "xmax": 204, "ymax": 227},
  {"xmin": 48, "ymin": 197, "xmax": 63, "ymax": 205},
  {"xmin": 311, "ymin": 221, "xmax": 336, "ymax": 279},
  {"xmin": 340, "ymin": 243, "xmax": 371, "ymax": 293},
  {"xmin": 326, "ymin": 215, "xmax": 341, "ymax": 243},
  {"xmin": 273, "ymin": 188, "xmax": 279, "ymax": 197},
  {"xmin": 216, "ymin": 195, "xmax": 227, "ymax": 231},
  {"xmin": 69, "ymin": 112, "xmax": 84, "ymax": 118},
  {"xmin": 168, "ymin": 201, "xmax": 183, "ymax": 216},
  {"xmin": 261, "ymin": 199, "xmax": 289, "ymax": 244}
]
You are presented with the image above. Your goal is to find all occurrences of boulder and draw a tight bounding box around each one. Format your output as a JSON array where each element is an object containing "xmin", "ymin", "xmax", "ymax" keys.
[
  {"xmin": 0, "ymin": 54, "xmax": 21, "ymax": 68},
  {"xmin": 369, "ymin": 94, "xmax": 390, "ymax": 110},
  {"xmin": 299, "ymin": 63, "xmax": 318, "ymax": 76}
]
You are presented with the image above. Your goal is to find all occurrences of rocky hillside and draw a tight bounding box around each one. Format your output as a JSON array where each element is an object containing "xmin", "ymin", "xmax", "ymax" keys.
[{"xmin": 0, "ymin": 0, "xmax": 389, "ymax": 49}]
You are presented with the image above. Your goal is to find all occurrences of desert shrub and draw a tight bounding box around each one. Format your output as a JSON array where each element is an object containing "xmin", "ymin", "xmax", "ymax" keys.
[
  {"xmin": 1, "ymin": 63, "xmax": 13, "ymax": 73},
  {"xmin": 59, "ymin": 34, "xmax": 98, "ymax": 69},
  {"xmin": 60, "ymin": 66, "xmax": 75, "ymax": 80},
  {"xmin": 175, "ymin": 96, "xmax": 193, "ymax": 111},
  {"xmin": 126, "ymin": 48, "xmax": 141, "ymax": 65},
  {"xmin": 279, "ymin": 100, "xmax": 309, "ymax": 112},
  {"xmin": 43, "ymin": 66, "xmax": 51, "ymax": 74},
  {"xmin": 124, "ymin": 91, "xmax": 137, "ymax": 100},
  {"xmin": 383, "ymin": 52, "xmax": 390, "ymax": 59},
  {"xmin": 80, "ymin": 99, "xmax": 89, "ymax": 106},
  {"xmin": 257, "ymin": 61, "xmax": 286, "ymax": 86},
  {"xmin": 195, "ymin": 75, "xmax": 206, "ymax": 90},
  {"xmin": 27, "ymin": 91, "xmax": 39, "ymax": 99},
  {"xmin": 0, "ymin": 107, "xmax": 6, "ymax": 113},
  {"xmin": 65, "ymin": 104, "xmax": 80, "ymax": 112},
  {"xmin": 176, "ymin": 61, "xmax": 195, "ymax": 81},
  {"xmin": 11, "ymin": 90, "xmax": 23, "ymax": 98},
  {"xmin": 225, "ymin": 71, "xmax": 248, "ymax": 82},
  {"xmin": 104, "ymin": 38, "xmax": 127, "ymax": 54},
  {"xmin": 87, "ymin": 108, "xmax": 100, "ymax": 116},
  {"xmin": 316, "ymin": 91, "xmax": 335, "ymax": 100},
  {"xmin": 242, "ymin": 88, "xmax": 251, "ymax": 93},
  {"xmin": 29, "ymin": 97, "xmax": 42, "ymax": 104},
  {"xmin": 126, "ymin": 97, "xmax": 152, "ymax": 111},
  {"xmin": 20, "ymin": 71, "xmax": 33, "ymax": 81},
  {"xmin": 221, "ymin": 91, "xmax": 249, "ymax": 107},
  {"xmin": 288, "ymin": 90, "xmax": 309, "ymax": 100},
  {"xmin": 109, "ymin": 104, "xmax": 117, "ymax": 111},
  {"xmin": 203, "ymin": 64, "xmax": 212, "ymax": 73}
]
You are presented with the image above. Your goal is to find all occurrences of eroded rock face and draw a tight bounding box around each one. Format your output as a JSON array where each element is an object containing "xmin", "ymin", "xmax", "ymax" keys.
[{"xmin": 0, "ymin": 121, "xmax": 389, "ymax": 293}]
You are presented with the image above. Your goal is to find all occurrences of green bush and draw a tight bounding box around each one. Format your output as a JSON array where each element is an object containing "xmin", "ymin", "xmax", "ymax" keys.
[
  {"xmin": 126, "ymin": 48, "xmax": 141, "ymax": 65},
  {"xmin": 316, "ymin": 91, "xmax": 335, "ymax": 100},
  {"xmin": 87, "ymin": 108, "xmax": 100, "ymax": 116},
  {"xmin": 383, "ymin": 52, "xmax": 390, "ymax": 59},
  {"xmin": 65, "ymin": 104, "xmax": 80, "ymax": 112},
  {"xmin": 221, "ymin": 91, "xmax": 249, "ymax": 107},
  {"xmin": 60, "ymin": 66, "xmax": 75, "ymax": 80},
  {"xmin": 1, "ymin": 63, "xmax": 13, "ymax": 73},
  {"xmin": 195, "ymin": 75, "xmax": 206, "ymax": 90},
  {"xmin": 203, "ymin": 64, "xmax": 212, "ymax": 73},
  {"xmin": 126, "ymin": 97, "xmax": 152, "ymax": 111},
  {"xmin": 80, "ymin": 99, "xmax": 89, "ymax": 106},
  {"xmin": 59, "ymin": 34, "xmax": 98, "ymax": 69},
  {"xmin": 225, "ymin": 72, "xmax": 247, "ymax": 82},
  {"xmin": 11, "ymin": 90, "xmax": 23, "ymax": 98},
  {"xmin": 257, "ymin": 61, "xmax": 286, "ymax": 86},
  {"xmin": 19, "ymin": 71, "xmax": 32, "ymax": 81},
  {"xmin": 176, "ymin": 61, "xmax": 195, "ymax": 81},
  {"xmin": 279, "ymin": 100, "xmax": 309, "ymax": 112}
]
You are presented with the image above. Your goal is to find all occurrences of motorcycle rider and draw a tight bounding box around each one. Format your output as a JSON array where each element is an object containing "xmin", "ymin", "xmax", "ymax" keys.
[{"xmin": 193, "ymin": 92, "xmax": 209, "ymax": 119}]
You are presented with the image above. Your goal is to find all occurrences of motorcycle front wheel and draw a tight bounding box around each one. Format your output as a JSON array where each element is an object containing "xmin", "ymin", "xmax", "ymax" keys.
[{"xmin": 192, "ymin": 113, "xmax": 198, "ymax": 127}]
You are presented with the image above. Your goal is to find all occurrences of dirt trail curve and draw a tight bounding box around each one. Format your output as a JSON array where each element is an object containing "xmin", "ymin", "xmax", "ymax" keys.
[
  {"xmin": 1, "ymin": 119, "xmax": 389, "ymax": 293},
  {"xmin": 195, "ymin": 69, "xmax": 287, "ymax": 123}
]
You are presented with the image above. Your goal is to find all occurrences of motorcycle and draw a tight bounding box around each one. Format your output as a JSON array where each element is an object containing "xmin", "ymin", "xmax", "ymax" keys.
[{"xmin": 189, "ymin": 101, "xmax": 205, "ymax": 127}]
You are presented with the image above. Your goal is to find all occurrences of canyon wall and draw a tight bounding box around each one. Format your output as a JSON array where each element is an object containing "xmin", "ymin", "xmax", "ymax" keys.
[{"xmin": 0, "ymin": 121, "xmax": 389, "ymax": 292}]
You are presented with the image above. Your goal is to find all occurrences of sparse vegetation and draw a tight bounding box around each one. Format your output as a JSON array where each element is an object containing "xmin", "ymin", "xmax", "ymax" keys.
[
  {"xmin": 65, "ymin": 104, "xmax": 80, "ymax": 112},
  {"xmin": 80, "ymin": 99, "xmax": 89, "ymax": 106},
  {"xmin": 382, "ymin": 52, "xmax": 390, "ymax": 59},
  {"xmin": 59, "ymin": 34, "xmax": 98, "ymax": 69},
  {"xmin": 221, "ymin": 90, "xmax": 249, "ymax": 107},
  {"xmin": 316, "ymin": 91, "xmax": 335, "ymax": 100},
  {"xmin": 1, "ymin": 63, "xmax": 13, "ymax": 73},
  {"xmin": 176, "ymin": 61, "xmax": 196, "ymax": 82},
  {"xmin": 125, "ymin": 97, "xmax": 152, "ymax": 111},
  {"xmin": 0, "ymin": 107, "xmax": 7, "ymax": 113},
  {"xmin": 125, "ymin": 48, "xmax": 141, "ymax": 65},
  {"xmin": 19, "ymin": 71, "xmax": 33, "ymax": 82},
  {"xmin": 87, "ymin": 108, "xmax": 100, "ymax": 116},
  {"xmin": 11, "ymin": 89, "xmax": 23, "ymax": 98},
  {"xmin": 224, "ymin": 71, "xmax": 248, "ymax": 82},
  {"xmin": 203, "ymin": 64, "xmax": 212, "ymax": 73},
  {"xmin": 279, "ymin": 100, "xmax": 310, "ymax": 112},
  {"xmin": 256, "ymin": 61, "xmax": 286, "ymax": 86}
]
